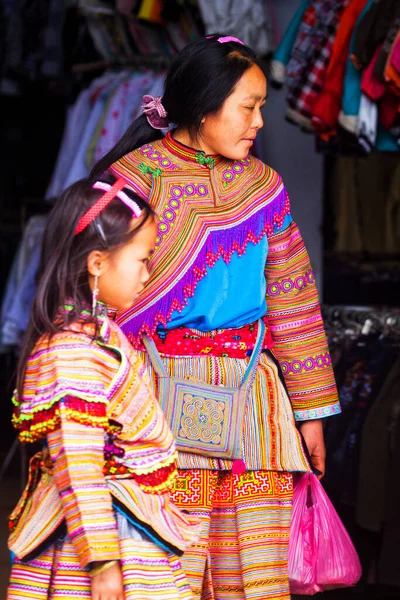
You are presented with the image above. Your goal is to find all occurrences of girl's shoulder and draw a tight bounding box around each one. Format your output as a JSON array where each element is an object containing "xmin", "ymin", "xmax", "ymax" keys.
[{"xmin": 32, "ymin": 325, "xmax": 115, "ymax": 368}]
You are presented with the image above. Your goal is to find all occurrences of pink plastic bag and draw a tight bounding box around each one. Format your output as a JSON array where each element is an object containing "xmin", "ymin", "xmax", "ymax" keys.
[{"xmin": 288, "ymin": 473, "xmax": 362, "ymax": 595}]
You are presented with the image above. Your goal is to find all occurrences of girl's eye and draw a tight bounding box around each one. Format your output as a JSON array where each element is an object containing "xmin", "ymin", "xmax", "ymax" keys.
[{"xmin": 246, "ymin": 106, "xmax": 255, "ymax": 110}]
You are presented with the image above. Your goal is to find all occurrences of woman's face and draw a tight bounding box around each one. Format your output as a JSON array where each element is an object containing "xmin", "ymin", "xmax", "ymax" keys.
[{"xmin": 198, "ymin": 64, "xmax": 267, "ymax": 160}]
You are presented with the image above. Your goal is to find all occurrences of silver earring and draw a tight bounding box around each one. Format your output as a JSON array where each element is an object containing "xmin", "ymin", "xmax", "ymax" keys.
[{"xmin": 92, "ymin": 274, "xmax": 99, "ymax": 317}]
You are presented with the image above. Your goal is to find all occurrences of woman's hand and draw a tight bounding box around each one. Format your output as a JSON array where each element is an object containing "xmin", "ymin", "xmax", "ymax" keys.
[
  {"xmin": 299, "ymin": 419, "xmax": 326, "ymax": 479},
  {"xmin": 90, "ymin": 561, "xmax": 125, "ymax": 600}
]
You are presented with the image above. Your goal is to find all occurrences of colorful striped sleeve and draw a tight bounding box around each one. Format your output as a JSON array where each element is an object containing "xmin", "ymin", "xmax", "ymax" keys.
[
  {"xmin": 265, "ymin": 207, "xmax": 341, "ymax": 421},
  {"xmin": 47, "ymin": 406, "xmax": 120, "ymax": 568}
]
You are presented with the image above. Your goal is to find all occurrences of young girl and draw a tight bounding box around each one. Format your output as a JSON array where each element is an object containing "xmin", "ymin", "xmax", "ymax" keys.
[{"xmin": 7, "ymin": 176, "xmax": 200, "ymax": 600}]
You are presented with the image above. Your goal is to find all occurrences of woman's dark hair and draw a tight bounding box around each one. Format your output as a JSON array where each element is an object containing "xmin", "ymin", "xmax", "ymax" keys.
[
  {"xmin": 91, "ymin": 35, "xmax": 263, "ymax": 176},
  {"xmin": 16, "ymin": 174, "xmax": 154, "ymax": 398}
]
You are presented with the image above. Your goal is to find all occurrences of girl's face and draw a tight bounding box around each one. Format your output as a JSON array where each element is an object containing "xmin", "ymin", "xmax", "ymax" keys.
[
  {"xmin": 197, "ymin": 64, "xmax": 267, "ymax": 160},
  {"xmin": 91, "ymin": 218, "xmax": 157, "ymax": 311}
]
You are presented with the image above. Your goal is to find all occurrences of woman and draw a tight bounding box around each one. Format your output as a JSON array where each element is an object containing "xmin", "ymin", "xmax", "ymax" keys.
[{"xmin": 92, "ymin": 35, "xmax": 340, "ymax": 600}]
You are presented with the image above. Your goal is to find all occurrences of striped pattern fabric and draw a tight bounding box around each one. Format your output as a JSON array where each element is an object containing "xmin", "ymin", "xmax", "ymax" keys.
[
  {"xmin": 9, "ymin": 307, "xmax": 200, "ymax": 569},
  {"xmin": 47, "ymin": 421, "xmax": 120, "ymax": 565},
  {"xmin": 265, "ymin": 221, "xmax": 340, "ymax": 419},
  {"xmin": 171, "ymin": 469, "xmax": 293, "ymax": 600},
  {"xmin": 139, "ymin": 350, "xmax": 310, "ymax": 472},
  {"xmin": 8, "ymin": 536, "xmax": 193, "ymax": 600}
]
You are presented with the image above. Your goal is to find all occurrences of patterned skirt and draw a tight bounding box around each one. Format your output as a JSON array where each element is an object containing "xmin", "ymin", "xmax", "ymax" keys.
[
  {"xmin": 171, "ymin": 469, "xmax": 293, "ymax": 600},
  {"xmin": 138, "ymin": 340, "xmax": 305, "ymax": 599},
  {"xmin": 7, "ymin": 514, "xmax": 193, "ymax": 600}
]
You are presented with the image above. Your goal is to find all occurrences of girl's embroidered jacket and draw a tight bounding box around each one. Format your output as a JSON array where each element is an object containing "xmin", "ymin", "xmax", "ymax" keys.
[{"xmin": 9, "ymin": 305, "xmax": 200, "ymax": 568}]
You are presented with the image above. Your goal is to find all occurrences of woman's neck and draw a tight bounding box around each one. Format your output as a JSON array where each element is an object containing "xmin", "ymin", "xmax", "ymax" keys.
[{"xmin": 173, "ymin": 127, "xmax": 216, "ymax": 156}]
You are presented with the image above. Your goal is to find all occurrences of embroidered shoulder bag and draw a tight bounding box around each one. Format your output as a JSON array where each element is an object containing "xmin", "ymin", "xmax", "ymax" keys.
[{"xmin": 143, "ymin": 320, "xmax": 265, "ymax": 459}]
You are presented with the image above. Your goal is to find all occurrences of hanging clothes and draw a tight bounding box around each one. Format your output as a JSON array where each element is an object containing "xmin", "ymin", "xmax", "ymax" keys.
[
  {"xmin": 269, "ymin": 0, "xmax": 310, "ymax": 87},
  {"xmin": 351, "ymin": 0, "xmax": 400, "ymax": 70},
  {"xmin": 285, "ymin": 0, "xmax": 349, "ymax": 130},
  {"xmin": 322, "ymin": 306, "xmax": 400, "ymax": 590},
  {"xmin": 311, "ymin": 0, "xmax": 369, "ymax": 133},
  {"xmin": 327, "ymin": 153, "xmax": 400, "ymax": 254},
  {"xmin": 45, "ymin": 68, "xmax": 165, "ymax": 200},
  {"xmin": 337, "ymin": 0, "xmax": 375, "ymax": 139},
  {"xmin": 356, "ymin": 354, "xmax": 400, "ymax": 532},
  {"xmin": 378, "ymin": 409, "xmax": 400, "ymax": 587},
  {"xmin": 0, "ymin": 216, "xmax": 47, "ymax": 349},
  {"xmin": 271, "ymin": 0, "xmax": 400, "ymax": 153},
  {"xmin": 197, "ymin": 0, "xmax": 273, "ymax": 56}
]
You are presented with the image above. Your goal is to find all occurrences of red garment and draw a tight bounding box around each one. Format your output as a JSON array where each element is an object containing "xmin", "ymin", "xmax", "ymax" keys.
[
  {"xmin": 385, "ymin": 30, "xmax": 400, "ymax": 95},
  {"xmin": 379, "ymin": 90, "xmax": 400, "ymax": 129},
  {"xmin": 361, "ymin": 44, "xmax": 386, "ymax": 101},
  {"xmin": 148, "ymin": 320, "xmax": 274, "ymax": 358},
  {"xmin": 311, "ymin": 0, "xmax": 369, "ymax": 131}
]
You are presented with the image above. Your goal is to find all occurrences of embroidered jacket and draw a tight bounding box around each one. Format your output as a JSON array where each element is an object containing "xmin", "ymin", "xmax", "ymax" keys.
[
  {"xmin": 110, "ymin": 133, "xmax": 340, "ymax": 423},
  {"xmin": 9, "ymin": 304, "xmax": 200, "ymax": 568}
]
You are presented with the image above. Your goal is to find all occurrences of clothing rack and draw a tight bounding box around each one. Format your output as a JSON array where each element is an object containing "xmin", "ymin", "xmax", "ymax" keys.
[
  {"xmin": 321, "ymin": 302, "xmax": 400, "ymax": 589},
  {"xmin": 72, "ymin": 54, "xmax": 173, "ymax": 74},
  {"xmin": 322, "ymin": 304, "xmax": 400, "ymax": 336}
]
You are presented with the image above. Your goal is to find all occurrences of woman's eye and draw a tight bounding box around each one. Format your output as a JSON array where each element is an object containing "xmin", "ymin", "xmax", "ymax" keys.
[{"xmin": 246, "ymin": 106, "xmax": 255, "ymax": 110}]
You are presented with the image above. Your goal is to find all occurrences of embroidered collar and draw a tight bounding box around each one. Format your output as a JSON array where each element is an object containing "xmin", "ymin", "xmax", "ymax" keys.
[{"xmin": 162, "ymin": 131, "xmax": 222, "ymax": 168}]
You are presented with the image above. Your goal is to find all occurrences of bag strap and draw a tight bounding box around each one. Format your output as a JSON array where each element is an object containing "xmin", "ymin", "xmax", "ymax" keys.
[
  {"xmin": 143, "ymin": 334, "xmax": 169, "ymax": 377},
  {"xmin": 143, "ymin": 319, "xmax": 265, "ymax": 388},
  {"xmin": 239, "ymin": 319, "xmax": 265, "ymax": 392}
]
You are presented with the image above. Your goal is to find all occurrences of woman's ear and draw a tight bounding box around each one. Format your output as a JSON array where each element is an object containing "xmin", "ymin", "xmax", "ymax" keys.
[{"xmin": 87, "ymin": 249, "xmax": 108, "ymax": 278}]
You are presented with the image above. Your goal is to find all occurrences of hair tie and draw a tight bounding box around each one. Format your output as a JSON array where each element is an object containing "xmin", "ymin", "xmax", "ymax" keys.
[
  {"xmin": 207, "ymin": 35, "xmax": 244, "ymax": 46},
  {"xmin": 141, "ymin": 95, "xmax": 169, "ymax": 130},
  {"xmin": 74, "ymin": 179, "xmax": 142, "ymax": 236}
]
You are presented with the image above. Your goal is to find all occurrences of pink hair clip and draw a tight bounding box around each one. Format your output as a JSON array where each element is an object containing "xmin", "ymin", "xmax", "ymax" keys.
[{"xmin": 207, "ymin": 35, "xmax": 244, "ymax": 46}]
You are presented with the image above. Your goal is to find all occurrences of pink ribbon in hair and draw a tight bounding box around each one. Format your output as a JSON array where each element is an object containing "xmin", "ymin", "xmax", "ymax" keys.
[{"xmin": 141, "ymin": 95, "xmax": 169, "ymax": 130}]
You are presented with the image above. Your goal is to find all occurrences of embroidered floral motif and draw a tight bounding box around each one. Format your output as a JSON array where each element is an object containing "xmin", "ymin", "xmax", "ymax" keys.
[
  {"xmin": 138, "ymin": 162, "xmax": 162, "ymax": 177},
  {"xmin": 222, "ymin": 158, "xmax": 250, "ymax": 186},
  {"xmin": 266, "ymin": 269, "xmax": 315, "ymax": 296},
  {"xmin": 156, "ymin": 183, "xmax": 209, "ymax": 248},
  {"xmin": 140, "ymin": 144, "xmax": 179, "ymax": 170},
  {"xmin": 144, "ymin": 320, "xmax": 274, "ymax": 358},
  {"xmin": 180, "ymin": 395, "xmax": 224, "ymax": 444},
  {"xmin": 279, "ymin": 352, "xmax": 332, "ymax": 375},
  {"xmin": 195, "ymin": 153, "xmax": 216, "ymax": 168}
]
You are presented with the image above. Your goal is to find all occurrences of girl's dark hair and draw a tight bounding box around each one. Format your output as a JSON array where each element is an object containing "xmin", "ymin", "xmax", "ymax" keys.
[
  {"xmin": 91, "ymin": 35, "xmax": 262, "ymax": 176},
  {"xmin": 16, "ymin": 175, "xmax": 154, "ymax": 399}
]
